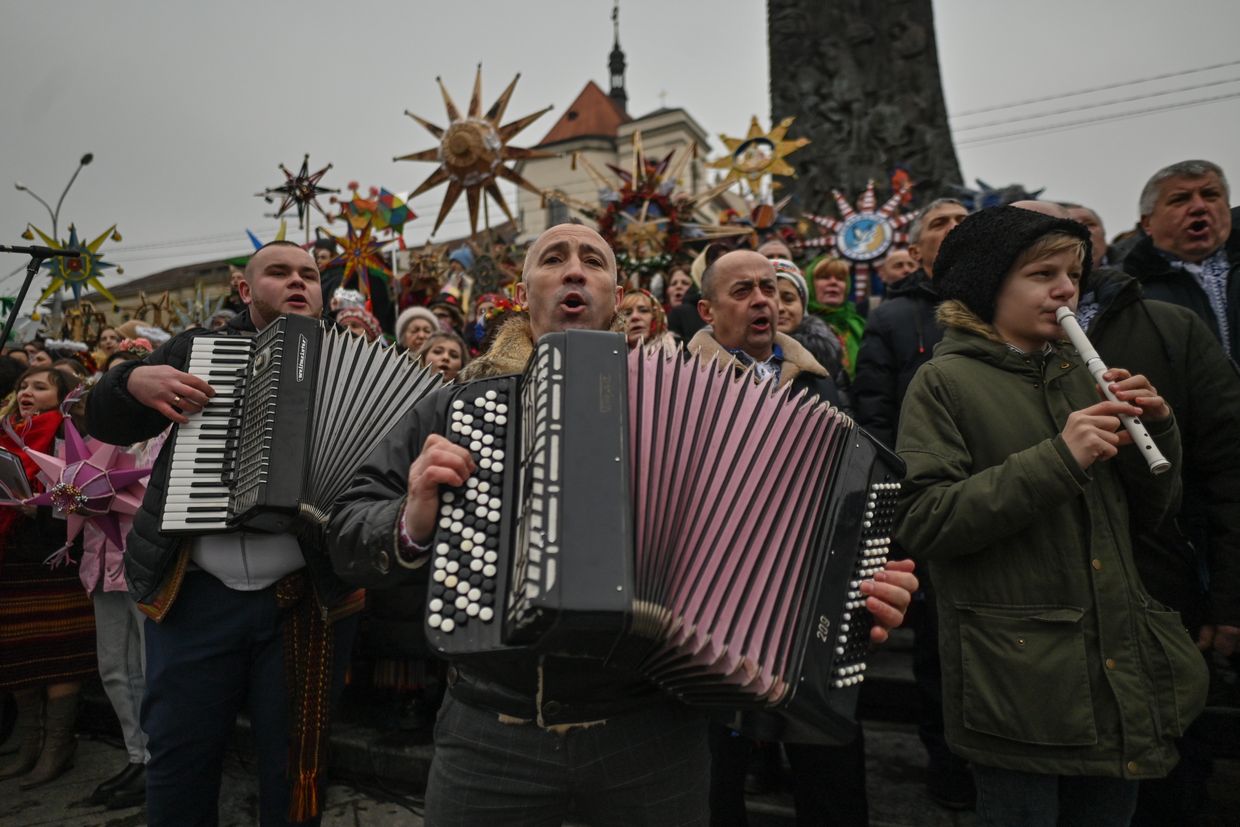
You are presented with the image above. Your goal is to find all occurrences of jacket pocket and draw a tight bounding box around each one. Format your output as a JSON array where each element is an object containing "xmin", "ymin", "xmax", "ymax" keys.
[
  {"xmin": 957, "ymin": 603, "xmax": 1097, "ymax": 746},
  {"xmin": 1141, "ymin": 606, "xmax": 1209, "ymax": 738}
]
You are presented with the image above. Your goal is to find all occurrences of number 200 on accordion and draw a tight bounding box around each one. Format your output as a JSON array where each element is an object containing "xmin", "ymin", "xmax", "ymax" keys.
[{"xmin": 425, "ymin": 331, "xmax": 903, "ymax": 742}]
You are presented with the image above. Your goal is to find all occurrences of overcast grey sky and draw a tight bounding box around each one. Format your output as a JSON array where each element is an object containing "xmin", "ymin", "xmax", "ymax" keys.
[{"xmin": 2, "ymin": 0, "xmax": 1238, "ymax": 313}]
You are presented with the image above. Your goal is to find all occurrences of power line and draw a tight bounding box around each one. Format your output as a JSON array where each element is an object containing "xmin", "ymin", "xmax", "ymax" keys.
[
  {"xmin": 950, "ymin": 58, "xmax": 1240, "ymax": 118},
  {"xmin": 954, "ymin": 75, "xmax": 1240, "ymax": 133},
  {"xmin": 956, "ymin": 90, "xmax": 1240, "ymax": 148}
]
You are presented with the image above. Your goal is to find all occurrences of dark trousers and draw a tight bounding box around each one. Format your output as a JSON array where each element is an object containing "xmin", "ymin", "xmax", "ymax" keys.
[
  {"xmin": 425, "ymin": 692, "xmax": 711, "ymax": 826},
  {"xmin": 973, "ymin": 765, "xmax": 1139, "ymax": 827},
  {"xmin": 708, "ymin": 723, "xmax": 869, "ymax": 827},
  {"xmin": 142, "ymin": 571, "xmax": 355, "ymax": 827}
]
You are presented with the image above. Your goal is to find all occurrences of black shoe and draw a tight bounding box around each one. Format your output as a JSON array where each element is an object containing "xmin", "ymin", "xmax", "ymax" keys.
[
  {"xmin": 926, "ymin": 761, "xmax": 976, "ymax": 811},
  {"xmin": 90, "ymin": 762, "xmax": 143, "ymax": 806},
  {"xmin": 105, "ymin": 763, "xmax": 146, "ymax": 810}
]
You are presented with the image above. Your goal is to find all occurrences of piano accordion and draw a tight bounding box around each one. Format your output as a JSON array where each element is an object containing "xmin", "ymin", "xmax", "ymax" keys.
[
  {"xmin": 423, "ymin": 330, "xmax": 903, "ymax": 741},
  {"xmin": 160, "ymin": 314, "xmax": 443, "ymax": 534}
]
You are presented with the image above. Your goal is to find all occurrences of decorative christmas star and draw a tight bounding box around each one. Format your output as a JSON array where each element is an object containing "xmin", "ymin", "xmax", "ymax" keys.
[
  {"xmin": 258, "ymin": 154, "xmax": 337, "ymax": 230},
  {"xmin": 25, "ymin": 223, "xmax": 122, "ymax": 307},
  {"xmin": 565, "ymin": 132, "xmax": 748, "ymax": 279},
  {"xmin": 324, "ymin": 221, "xmax": 393, "ymax": 302},
  {"xmin": 707, "ymin": 116, "xmax": 810, "ymax": 192},
  {"xmin": 333, "ymin": 182, "xmax": 416, "ymax": 236},
  {"xmin": 24, "ymin": 418, "xmax": 152, "ymax": 566},
  {"xmin": 395, "ymin": 65, "xmax": 553, "ymax": 236},
  {"xmin": 798, "ymin": 180, "xmax": 917, "ymax": 305}
]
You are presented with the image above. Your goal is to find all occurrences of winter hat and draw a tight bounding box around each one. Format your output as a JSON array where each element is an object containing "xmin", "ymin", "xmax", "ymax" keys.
[
  {"xmin": 429, "ymin": 292, "xmax": 465, "ymax": 327},
  {"xmin": 396, "ymin": 305, "xmax": 439, "ymax": 341},
  {"xmin": 335, "ymin": 305, "xmax": 383, "ymax": 342},
  {"xmin": 934, "ymin": 206, "xmax": 1093, "ymax": 323},
  {"xmin": 770, "ymin": 258, "xmax": 808, "ymax": 308},
  {"xmin": 448, "ymin": 246, "xmax": 476, "ymax": 270}
]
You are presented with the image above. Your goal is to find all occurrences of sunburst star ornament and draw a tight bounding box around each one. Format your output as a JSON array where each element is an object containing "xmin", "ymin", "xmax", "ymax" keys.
[
  {"xmin": 25, "ymin": 223, "xmax": 122, "ymax": 308},
  {"xmin": 24, "ymin": 417, "xmax": 152, "ymax": 567},
  {"xmin": 799, "ymin": 180, "xmax": 917, "ymax": 304},
  {"xmin": 258, "ymin": 154, "xmax": 338, "ymax": 230},
  {"xmin": 395, "ymin": 65, "xmax": 553, "ymax": 236},
  {"xmin": 707, "ymin": 116, "xmax": 809, "ymax": 192},
  {"xmin": 325, "ymin": 221, "xmax": 393, "ymax": 303}
]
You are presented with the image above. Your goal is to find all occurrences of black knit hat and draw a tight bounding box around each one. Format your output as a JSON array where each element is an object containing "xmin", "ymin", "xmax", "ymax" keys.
[{"xmin": 934, "ymin": 206, "xmax": 1092, "ymax": 323}]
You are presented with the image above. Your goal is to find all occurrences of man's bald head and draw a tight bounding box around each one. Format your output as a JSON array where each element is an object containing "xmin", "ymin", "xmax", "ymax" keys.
[
  {"xmin": 1010, "ymin": 200, "xmax": 1071, "ymax": 219},
  {"xmin": 516, "ymin": 224, "xmax": 624, "ymax": 339},
  {"xmin": 522, "ymin": 224, "xmax": 618, "ymax": 283}
]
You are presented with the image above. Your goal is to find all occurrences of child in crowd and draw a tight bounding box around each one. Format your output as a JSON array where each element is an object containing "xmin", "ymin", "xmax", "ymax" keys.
[{"xmin": 895, "ymin": 206, "xmax": 1208, "ymax": 826}]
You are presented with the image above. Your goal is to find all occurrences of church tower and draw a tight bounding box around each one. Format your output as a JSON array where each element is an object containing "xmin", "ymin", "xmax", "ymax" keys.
[{"xmin": 608, "ymin": 1, "xmax": 628, "ymax": 115}]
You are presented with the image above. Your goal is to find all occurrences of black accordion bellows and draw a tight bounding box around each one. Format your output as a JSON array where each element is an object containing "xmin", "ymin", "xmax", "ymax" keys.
[
  {"xmin": 424, "ymin": 330, "xmax": 902, "ymax": 742},
  {"xmin": 161, "ymin": 314, "xmax": 444, "ymax": 534}
]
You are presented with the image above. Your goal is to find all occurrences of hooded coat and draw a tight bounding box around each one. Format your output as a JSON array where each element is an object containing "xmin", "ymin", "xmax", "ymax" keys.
[{"xmin": 895, "ymin": 300, "xmax": 1207, "ymax": 779}]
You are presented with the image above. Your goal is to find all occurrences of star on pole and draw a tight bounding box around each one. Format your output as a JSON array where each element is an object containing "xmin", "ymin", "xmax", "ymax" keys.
[{"xmin": 395, "ymin": 65, "xmax": 553, "ymax": 237}]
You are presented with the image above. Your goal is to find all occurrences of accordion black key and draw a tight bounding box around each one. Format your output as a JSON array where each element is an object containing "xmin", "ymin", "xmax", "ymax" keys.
[
  {"xmin": 160, "ymin": 314, "xmax": 444, "ymax": 534},
  {"xmin": 424, "ymin": 330, "xmax": 903, "ymax": 742}
]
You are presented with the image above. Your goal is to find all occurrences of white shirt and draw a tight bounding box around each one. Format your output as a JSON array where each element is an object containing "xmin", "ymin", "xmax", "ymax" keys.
[{"xmin": 190, "ymin": 531, "xmax": 304, "ymax": 591}]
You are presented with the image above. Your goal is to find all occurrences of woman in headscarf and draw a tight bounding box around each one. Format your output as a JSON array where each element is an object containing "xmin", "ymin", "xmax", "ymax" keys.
[{"xmin": 806, "ymin": 255, "xmax": 866, "ymax": 377}]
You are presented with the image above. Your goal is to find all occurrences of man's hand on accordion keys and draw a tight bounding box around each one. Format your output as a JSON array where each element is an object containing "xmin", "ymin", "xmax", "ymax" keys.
[
  {"xmin": 404, "ymin": 434, "xmax": 477, "ymax": 545},
  {"xmin": 127, "ymin": 365, "xmax": 216, "ymax": 425},
  {"xmin": 862, "ymin": 558, "xmax": 919, "ymax": 645}
]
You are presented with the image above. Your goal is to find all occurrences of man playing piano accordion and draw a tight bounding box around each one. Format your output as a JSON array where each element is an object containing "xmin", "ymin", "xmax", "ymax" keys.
[
  {"xmin": 86, "ymin": 241, "xmax": 361, "ymax": 827},
  {"xmin": 327, "ymin": 224, "xmax": 918, "ymax": 826}
]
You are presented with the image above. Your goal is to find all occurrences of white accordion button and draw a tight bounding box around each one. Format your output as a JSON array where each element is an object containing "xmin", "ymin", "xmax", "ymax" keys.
[
  {"xmin": 484, "ymin": 551, "xmax": 498, "ymax": 564},
  {"xmin": 455, "ymin": 595, "xmax": 469, "ymax": 611},
  {"xmin": 456, "ymin": 580, "xmax": 470, "ymax": 594},
  {"xmin": 432, "ymin": 569, "xmax": 447, "ymax": 583},
  {"xmin": 470, "ymin": 558, "xmax": 483, "ymax": 572},
  {"xmin": 444, "ymin": 575, "xmax": 458, "ymax": 589},
  {"xmin": 429, "ymin": 599, "xmax": 443, "ymax": 613},
  {"xmin": 441, "ymin": 618, "xmax": 455, "ymax": 632},
  {"xmin": 466, "ymin": 603, "xmax": 480, "ymax": 617},
  {"xmin": 483, "ymin": 564, "xmax": 497, "ymax": 578},
  {"xmin": 468, "ymin": 588, "xmax": 481, "ymax": 601},
  {"xmin": 473, "ymin": 397, "xmax": 486, "ymax": 407},
  {"xmin": 492, "ymin": 449, "xmax": 504, "ymax": 461},
  {"xmin": 479, "ymin": 607, "xmax": 494, "ymax": 622},
  {"xmin": 433, "ymin": 557, "xmax": 447, "ymax": 570},
  {"xmin": 497, "ymin": 403, "xmax": 508, "ymax": 414},
  {"xmin": 478, "ymin": 481, "xmax": 491, "ymax": 493},
  {"xmin": 492, "ymin": 462, "xmax": 504, "ymax": 473},
  {"xmin": 470, "ymin": 441, "xmax": 482, "ymax": 453},
  {"xmin": 428, "ymin": 613, "xmax": 443, "ymax": 629},
  {"xmin": 445, "ymin": 561, "xmax": 459, "ymax": 574},
  {"xmin": 486, "ymin": 390, "xmax": 497, "ymax": 401},
  {"xmin": 452, "ymin": 400, "xmax": 464, "ymax": 410}
]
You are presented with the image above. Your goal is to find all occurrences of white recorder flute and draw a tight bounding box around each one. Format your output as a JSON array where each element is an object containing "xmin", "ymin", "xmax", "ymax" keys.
[{"xmin": 1055, "ymin": 306, "xmax": 1171, "ymax": 475}]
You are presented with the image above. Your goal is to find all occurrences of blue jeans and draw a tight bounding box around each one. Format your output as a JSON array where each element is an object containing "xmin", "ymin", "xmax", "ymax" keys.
[
  {"xmin": 142, "ymin": 571, "xmax": 355, "ymax": 827},
  {"xmin": 426, "ymin": 692, "xmax": 712, "ymax": 826},
  {"xmin": 974, "ymin": 764, "xmax": 1139, "ymax": 827}
]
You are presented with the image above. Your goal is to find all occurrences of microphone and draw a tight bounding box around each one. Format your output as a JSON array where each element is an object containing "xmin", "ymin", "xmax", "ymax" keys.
[{"xmin": 0, "ymin": 244, "xmax": 81, "ymax": 258}]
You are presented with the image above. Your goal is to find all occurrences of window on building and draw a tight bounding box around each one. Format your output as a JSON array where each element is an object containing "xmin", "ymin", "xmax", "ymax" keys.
[{"xmin": 546, "ymin": 198, "xmax": 569, "ymax": 227}]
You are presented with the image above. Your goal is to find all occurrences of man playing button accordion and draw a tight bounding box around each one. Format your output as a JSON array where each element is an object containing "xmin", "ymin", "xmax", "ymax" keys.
[{"xmin": 327, "ymin": 224, "xmax": 918, "ymax": 826}]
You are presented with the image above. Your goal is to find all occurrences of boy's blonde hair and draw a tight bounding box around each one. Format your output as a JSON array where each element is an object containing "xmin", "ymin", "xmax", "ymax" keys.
[{"xmin": 1010, "ymin": 233, "xmax": 1087, "ymax": 275}]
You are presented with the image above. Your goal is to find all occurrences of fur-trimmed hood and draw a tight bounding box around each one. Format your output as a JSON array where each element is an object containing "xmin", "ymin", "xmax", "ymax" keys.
[
  {"xmin": 935, "ymin": 299, "xmax": 1007, "ymax": 345},
  {"xmin": 686, "ymin": 328, "xmax": 828, "ymax": 389},
  {"xmin": 459, "ymin": 313, "xmax": 627, "ymax": 382}
]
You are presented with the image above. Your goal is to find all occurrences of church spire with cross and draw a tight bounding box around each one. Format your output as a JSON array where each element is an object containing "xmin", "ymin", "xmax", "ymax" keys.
[{"xmin": 608, "ymin": 1, "xmax": 628, "ymax": 115}]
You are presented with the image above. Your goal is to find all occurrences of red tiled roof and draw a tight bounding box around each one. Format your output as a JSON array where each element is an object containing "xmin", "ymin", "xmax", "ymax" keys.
[{"xmin": 537, "ymin": 81, "xmax": 630, "ymax": 146}]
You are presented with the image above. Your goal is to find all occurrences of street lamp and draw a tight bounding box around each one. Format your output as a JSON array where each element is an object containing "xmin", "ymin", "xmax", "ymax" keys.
[{"xmin": 14, "ymin": 152, "xmax": 94, "ymax": 241}]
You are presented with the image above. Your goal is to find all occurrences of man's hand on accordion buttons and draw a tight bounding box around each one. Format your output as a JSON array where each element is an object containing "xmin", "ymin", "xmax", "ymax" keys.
[
  {"xmin": 404, "ymin": 434, "xmax": 476, "ymax": 544},
  {"xmin": 861, "ymin": 559, "xmax": 918, "ymax": 645},
  {"xmin": 126, "ymin": 365, "xmax": 216, "ymax": 426}
]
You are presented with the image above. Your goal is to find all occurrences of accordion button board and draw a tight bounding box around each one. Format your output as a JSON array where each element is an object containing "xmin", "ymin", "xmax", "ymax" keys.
[
  {"xmin": 426, "ymin": 387, "xmax": 514, "ymax": 637},
  {"xmin": 424, "ymin": 330, "xmax": 905, "ymax": 742}
]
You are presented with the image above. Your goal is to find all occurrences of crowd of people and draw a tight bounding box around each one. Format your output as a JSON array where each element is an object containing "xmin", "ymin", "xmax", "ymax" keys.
[{"xmin": 0, "ymin": 156, "xmax": 1234, "ymax": 826}]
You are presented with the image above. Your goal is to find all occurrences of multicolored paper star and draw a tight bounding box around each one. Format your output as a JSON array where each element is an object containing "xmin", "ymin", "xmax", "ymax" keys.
[
  {"xmin": 24, "ymin": 223, "xmax": 122, "ymax": 307},
  {"xmin": 24, "ymin": 419, "xmax": 152, "ymax": 565},
  {"xmin": 798, "ymin": 180, "xmax": 917, "ymax": 305},
  {"xmin": 333, "ymin": 183, "xmax": 416, "ymax": 236},
  {"xmin": 324, "ymin": 222, "xmax": 393, "ymax": 302},
  {"xmin": 395, "ymin": 66, "xmax": 553, "ymax": 236}
]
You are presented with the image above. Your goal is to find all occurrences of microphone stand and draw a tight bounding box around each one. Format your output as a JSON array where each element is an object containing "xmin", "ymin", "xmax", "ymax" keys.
[{"xmin": 0, "ymin": 252, "xmax": 49, "ymax": 351}]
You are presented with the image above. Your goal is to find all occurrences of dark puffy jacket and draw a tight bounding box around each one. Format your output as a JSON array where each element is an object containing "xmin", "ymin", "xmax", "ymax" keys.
[
  {"xmin": 789, "ymin": 313, "xmax": 845, "ymax": 382},
  {"xmin": 851, "ymin": 269, "xmax": 940, "ymax": 447},
  {"xmin": 1122, "ymin": 207, "xmax": 1240, "ymax": 364},
  {"xmin": 84, "ymin": 310, "xmax": 357, "ymax": 613},
  {"xmin": 1086, "ymin": 267, "xmax": 1240, "ymax": 628}
]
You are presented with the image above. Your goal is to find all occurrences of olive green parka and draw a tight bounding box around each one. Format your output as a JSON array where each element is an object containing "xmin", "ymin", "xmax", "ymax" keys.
[{"xmin": 894, "ymin": 300, "xmax": 1208, "ymax": 780}]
